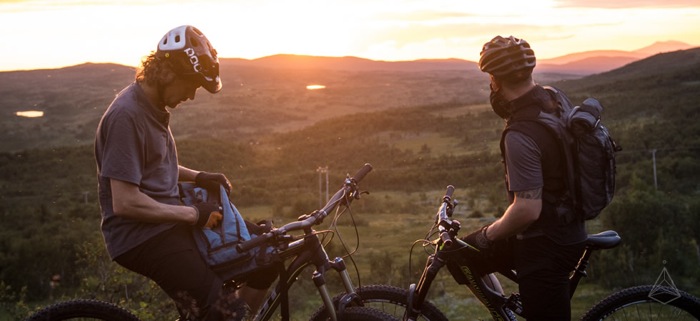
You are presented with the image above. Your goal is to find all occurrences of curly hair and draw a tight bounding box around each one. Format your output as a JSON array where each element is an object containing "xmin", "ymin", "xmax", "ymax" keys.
[{"xmin": 135, "ymin": 52, "xmax": 173, "ymax": 87}]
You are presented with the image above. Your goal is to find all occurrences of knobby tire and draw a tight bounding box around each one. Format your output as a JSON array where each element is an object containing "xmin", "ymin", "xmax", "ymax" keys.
[
  {"xmin": 24, "ymin": 299, "xmax": 140, "ymax": 321},
  {"xmin": 581, "ymin": 285, "xmax": 700, "ymax": 320},
  {"xmin": 331, "ymin": 306, "xmax": 400, "ymax": 321},
  {"xmin": 309, "ymin": 284, "xmax": 448, "ymax": 321}
]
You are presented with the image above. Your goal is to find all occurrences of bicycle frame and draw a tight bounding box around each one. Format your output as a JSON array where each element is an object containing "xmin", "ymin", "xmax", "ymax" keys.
[
  {"xmin": 408, "ymin": 236, "xmax": 517, "ymax": 320},
  {"xmin": 405, "ymin": 185, "xmax": 621, "ymax": 321},
  {"xmin": 237, "ymin": 163, "xmax": 373, "ymax": 321},
  {"xmin": 252, "ymin": 229, "xmax": 360, "ymax": 321}
]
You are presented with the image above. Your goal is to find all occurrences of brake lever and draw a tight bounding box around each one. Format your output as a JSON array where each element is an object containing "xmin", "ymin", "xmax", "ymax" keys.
[
  {"xmin": 447, "ymin": 199, "xmax": 459, "ymax": 217},
  {"xmin": 297, "ymin": 210, "xmax": 319, "ymax": 222},
  {"xmin": 352, "ymin": 190, "xmax": 369, "ymax": 200}
]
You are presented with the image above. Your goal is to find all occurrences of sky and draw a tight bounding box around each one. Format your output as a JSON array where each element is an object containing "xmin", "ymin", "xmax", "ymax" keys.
[{"xmin": 1, "ymin": 0, "xmax": 699, "ymax": 72}]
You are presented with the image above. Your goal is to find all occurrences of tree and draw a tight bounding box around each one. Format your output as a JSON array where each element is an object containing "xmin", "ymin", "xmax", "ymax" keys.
[{"xmin": 591, "ymin": 175, "xmax": 699, "ymax": 291}]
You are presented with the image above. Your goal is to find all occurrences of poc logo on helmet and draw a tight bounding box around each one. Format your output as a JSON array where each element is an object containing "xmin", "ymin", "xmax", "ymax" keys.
[{"xmin": 184, "ymin": 47, "xmax": 202, "ymax": 73}]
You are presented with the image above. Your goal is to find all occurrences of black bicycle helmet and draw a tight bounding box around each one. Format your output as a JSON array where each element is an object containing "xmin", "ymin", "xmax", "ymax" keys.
[
  {"xmin": 156, "ymin": 25, "xmax": 222, "ymax": 93},
  {"xmin": 478, "ymin": 35, "xmax": 536, "ymax": 80}
]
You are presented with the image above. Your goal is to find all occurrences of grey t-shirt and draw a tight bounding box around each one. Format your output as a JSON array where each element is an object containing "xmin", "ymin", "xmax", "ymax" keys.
[
  {"xmin": 503, "ymin": 129, "xmax": 586, "ymax": 245},
  {"xmin": 503, "ymin": 131, "xmax": 542, "ymax": 194},
  {"xmin": 95, "ymin": 82, "xmax": 179, "ymax": 259}
]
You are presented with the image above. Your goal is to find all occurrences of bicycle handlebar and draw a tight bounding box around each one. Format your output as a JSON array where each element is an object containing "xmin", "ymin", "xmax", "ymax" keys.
[
  {"xmin": 438, "ymin": 185, "xmax": 456, "ymax": 247},
  {"xmin": 237, "ymin": 163, "xmax": 373, "ymax": 252},
  {"xmin": 444, "ymin": 185, "xmax": 455, "ymax": 199}
]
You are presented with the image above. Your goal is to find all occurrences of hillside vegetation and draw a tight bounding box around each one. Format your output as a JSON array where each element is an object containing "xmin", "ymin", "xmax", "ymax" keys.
[{"xmin": 1, "ymin": 49, "xmax": 699, "ymax": 319}]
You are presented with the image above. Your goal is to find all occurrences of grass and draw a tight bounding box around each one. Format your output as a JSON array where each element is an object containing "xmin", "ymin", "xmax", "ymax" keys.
[{"xmin": 377, "ymin": 131, "xmax": 468, "ymax": 156}]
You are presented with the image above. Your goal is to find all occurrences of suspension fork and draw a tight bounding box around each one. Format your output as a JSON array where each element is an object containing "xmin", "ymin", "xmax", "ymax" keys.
[
  {"xmin": 314, "ymin": 257, "xmax": 358, "ymax": 321},
  {"xmin": 313, "ymin": 268, "xmax": 337, "ymax": 321},
  {"xmin": 406, "ymin": 253, "xmax": 445, "ymax": 321},
  {"xmin": 305, "ymin": 230, "xmax": 359, "ymax": 321}
]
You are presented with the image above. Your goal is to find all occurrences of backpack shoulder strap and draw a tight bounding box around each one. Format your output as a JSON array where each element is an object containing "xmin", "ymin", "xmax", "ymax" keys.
[{"xmin": 500, "ymin": 105, "xmax": 578, "ymax": 207}]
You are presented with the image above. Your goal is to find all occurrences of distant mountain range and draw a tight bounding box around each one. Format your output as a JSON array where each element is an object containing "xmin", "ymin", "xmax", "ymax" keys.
[
  {"xmin": 538, "ymin": 41, "xmax": 695, "ymax": 75},
  {"xmin": 224, "ymin": 40, "xmax": 695, "ymax": 76}
]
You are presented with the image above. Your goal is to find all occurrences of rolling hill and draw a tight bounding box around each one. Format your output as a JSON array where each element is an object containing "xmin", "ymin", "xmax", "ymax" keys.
[
  {"xmin": 0, "ymin": 42, "xmax": 699, "ymax": 308},
  {"xmin": 0, "ymin": 41, "xmax": 696, "ymax": 153}
]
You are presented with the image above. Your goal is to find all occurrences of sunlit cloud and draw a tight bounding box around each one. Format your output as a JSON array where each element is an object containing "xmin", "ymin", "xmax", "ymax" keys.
[
  {"xmin": 0, "ymin": 0, "xmax": 698, "ymax": 71},
  {"xmin": 556, "ymin": 0, "xmax": 700, "ymax": 8}
]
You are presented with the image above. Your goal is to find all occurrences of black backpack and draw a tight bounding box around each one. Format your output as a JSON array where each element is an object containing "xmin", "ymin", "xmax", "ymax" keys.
[{"xmin": 503, "ymin": 86, "xmax": 622, "ymax": 220}]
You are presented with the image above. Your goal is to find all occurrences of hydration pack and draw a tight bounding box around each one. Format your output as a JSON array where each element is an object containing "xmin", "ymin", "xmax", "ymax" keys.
[{"xmin": 503, "ymin": 86, "xmax": 621, "ymax": 220}]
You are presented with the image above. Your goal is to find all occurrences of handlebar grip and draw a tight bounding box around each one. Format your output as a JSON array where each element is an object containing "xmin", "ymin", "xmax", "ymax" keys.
[
  {"xmin": 440, "ymin": 232, "xmax": 453, "ymax": 247},
  {"xmin": 352, "ymin": 163, "xmax": 373, "ymax": 183},
  {"xmin": 445, "ymin": 185, "xmax": 455, "ymax": 199},
  {"xmin": 237, "ymin": 233, "xmax": 273, "ymax": 252}
]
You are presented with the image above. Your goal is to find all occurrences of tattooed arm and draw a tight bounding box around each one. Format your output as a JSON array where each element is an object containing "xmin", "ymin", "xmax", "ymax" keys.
[{"xmin": 483, "ymin": 187, "xmax": 542, "ymax": 242}]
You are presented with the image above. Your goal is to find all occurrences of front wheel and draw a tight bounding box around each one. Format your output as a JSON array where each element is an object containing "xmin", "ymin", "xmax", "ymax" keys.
[
  {"xmin": 333, "ymin": 306, "xmax": 400, "ymax": 321},
  {"xmin": 25, "ymin": 299, "xmax": 140, "ymax": 321},
  {"xmin": 581, "ymin": 285, "xmax": 700, "ymax": 320},
  {"xmin": 309, "ymin": 284, "xmax": 448, "ymax": 321}
]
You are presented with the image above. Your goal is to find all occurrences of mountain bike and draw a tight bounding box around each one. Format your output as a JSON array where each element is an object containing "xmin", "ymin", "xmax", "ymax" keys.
[
  {"xmin": 314, "ymin": 185, "xmax": 700, "ymax": 320},
  {"xmin": 26, "ymin": 163, "xmax": 398, "ymax": 321}
]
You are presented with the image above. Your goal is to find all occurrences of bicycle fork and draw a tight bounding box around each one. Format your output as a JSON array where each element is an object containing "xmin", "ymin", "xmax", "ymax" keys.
[
  {"xmin": 406, "ymin": 254, "xmax": 443, "ymax": 321},
  {"xmin": 314, "ymin": 257, "xmax": 358, "ymax": 321}
]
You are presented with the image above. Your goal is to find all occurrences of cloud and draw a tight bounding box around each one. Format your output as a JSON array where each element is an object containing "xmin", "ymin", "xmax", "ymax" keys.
[
  {"xmin": 555, "ymin": 0, "xmax": 700, "ymax": 8},
  {"xmin": 371, "ymin": 10, "xmax": 477, "ymax": 22}
]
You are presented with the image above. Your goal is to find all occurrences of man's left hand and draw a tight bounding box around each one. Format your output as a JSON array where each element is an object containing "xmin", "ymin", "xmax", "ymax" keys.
[
  {"xmin": 463, "ymin": 225, "xmax": 495, "ymax": 253},
  {"xmin": 195, "ymin": 171, "xmax": 232, "ymax": 195}
]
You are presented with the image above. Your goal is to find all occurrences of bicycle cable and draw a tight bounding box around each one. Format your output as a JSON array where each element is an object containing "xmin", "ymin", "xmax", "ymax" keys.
[
  {"xmin": 406, "ymin": 221, "xmax": 441, "ymax": 278},
  {"xmin": 328, "ymin": 199, "xmax": 364, "ymax": 290}
]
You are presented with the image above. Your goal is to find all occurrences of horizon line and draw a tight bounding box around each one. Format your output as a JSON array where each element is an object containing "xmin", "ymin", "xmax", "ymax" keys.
[{"xmin": 2, "ymin": 41, "xmax": 698, "ymax": 73}]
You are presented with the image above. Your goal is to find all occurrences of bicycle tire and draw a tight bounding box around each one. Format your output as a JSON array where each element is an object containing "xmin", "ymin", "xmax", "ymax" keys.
[
  {"xmin": 25, "ymin": 299, "xmax": 140, "ymax": 321},
  {"xmin": 309, "ymin": 284, "xmax": 448, "ymax": 321},
  {"xmin": 324, "ymin": 306, "xmax": 399, "ymax": 321},
  {"xmin": 581, "ymin": 285, "xmax": 700, "ymax": 320}
]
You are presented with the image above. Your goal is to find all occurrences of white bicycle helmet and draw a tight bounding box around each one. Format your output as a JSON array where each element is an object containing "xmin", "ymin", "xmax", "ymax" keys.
[{"xmin": 156, "ymin": 25, "xmax": 222, "ymax": 93}]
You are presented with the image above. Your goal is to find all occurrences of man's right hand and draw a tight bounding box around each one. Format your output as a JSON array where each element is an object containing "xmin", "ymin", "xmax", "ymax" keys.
[{"xmin": 191, "ymin": 202, "xmax": 223, "ymax": 228}]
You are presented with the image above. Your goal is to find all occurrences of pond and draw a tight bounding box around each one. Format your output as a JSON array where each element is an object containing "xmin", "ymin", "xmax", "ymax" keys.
[
  {"xmin": 16, "ymin": 110, "xmax": 44, "ymax": 118},
  {"xmin": 306, "ymin": 85, "xmax": 326, "ymax": 90}
]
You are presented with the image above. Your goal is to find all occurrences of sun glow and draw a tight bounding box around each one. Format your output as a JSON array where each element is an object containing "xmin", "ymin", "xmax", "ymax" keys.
[
  {"xmin": 306, "ymin": 85, "xmax": 326, "ymax": 90},
  {"xmin": 0, "ymin": 0, "xmax": 699, "ymax": 71}
]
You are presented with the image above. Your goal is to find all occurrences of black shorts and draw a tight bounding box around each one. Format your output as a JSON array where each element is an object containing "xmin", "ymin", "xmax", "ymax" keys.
[
  {"xmin": 514, "ymin": 236, "xmax": 585, "ymax": 321},
  {"xmin": 115, "ymin": 224, "xmax": 248, "ymax": 320},
  {"xmin": 466, "ymin": 235, "xmax": 584, "ymax": 321}
]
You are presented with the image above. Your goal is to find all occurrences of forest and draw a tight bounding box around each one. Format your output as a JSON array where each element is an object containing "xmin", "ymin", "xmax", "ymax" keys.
[{"xmin": 1, "ymin": 48, "xmax": 699, "ymax": 319}]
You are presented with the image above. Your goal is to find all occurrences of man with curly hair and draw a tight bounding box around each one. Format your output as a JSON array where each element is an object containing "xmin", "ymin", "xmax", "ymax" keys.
[{"xmin": 95, "ymin": 25, "xmax": 272, "ymax": 320}]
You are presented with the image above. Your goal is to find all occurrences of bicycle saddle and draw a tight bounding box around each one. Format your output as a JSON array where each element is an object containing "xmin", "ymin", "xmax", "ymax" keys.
[{"xmin": 585, "ymin": 230, "xmax": 621, "ymax": 249}]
